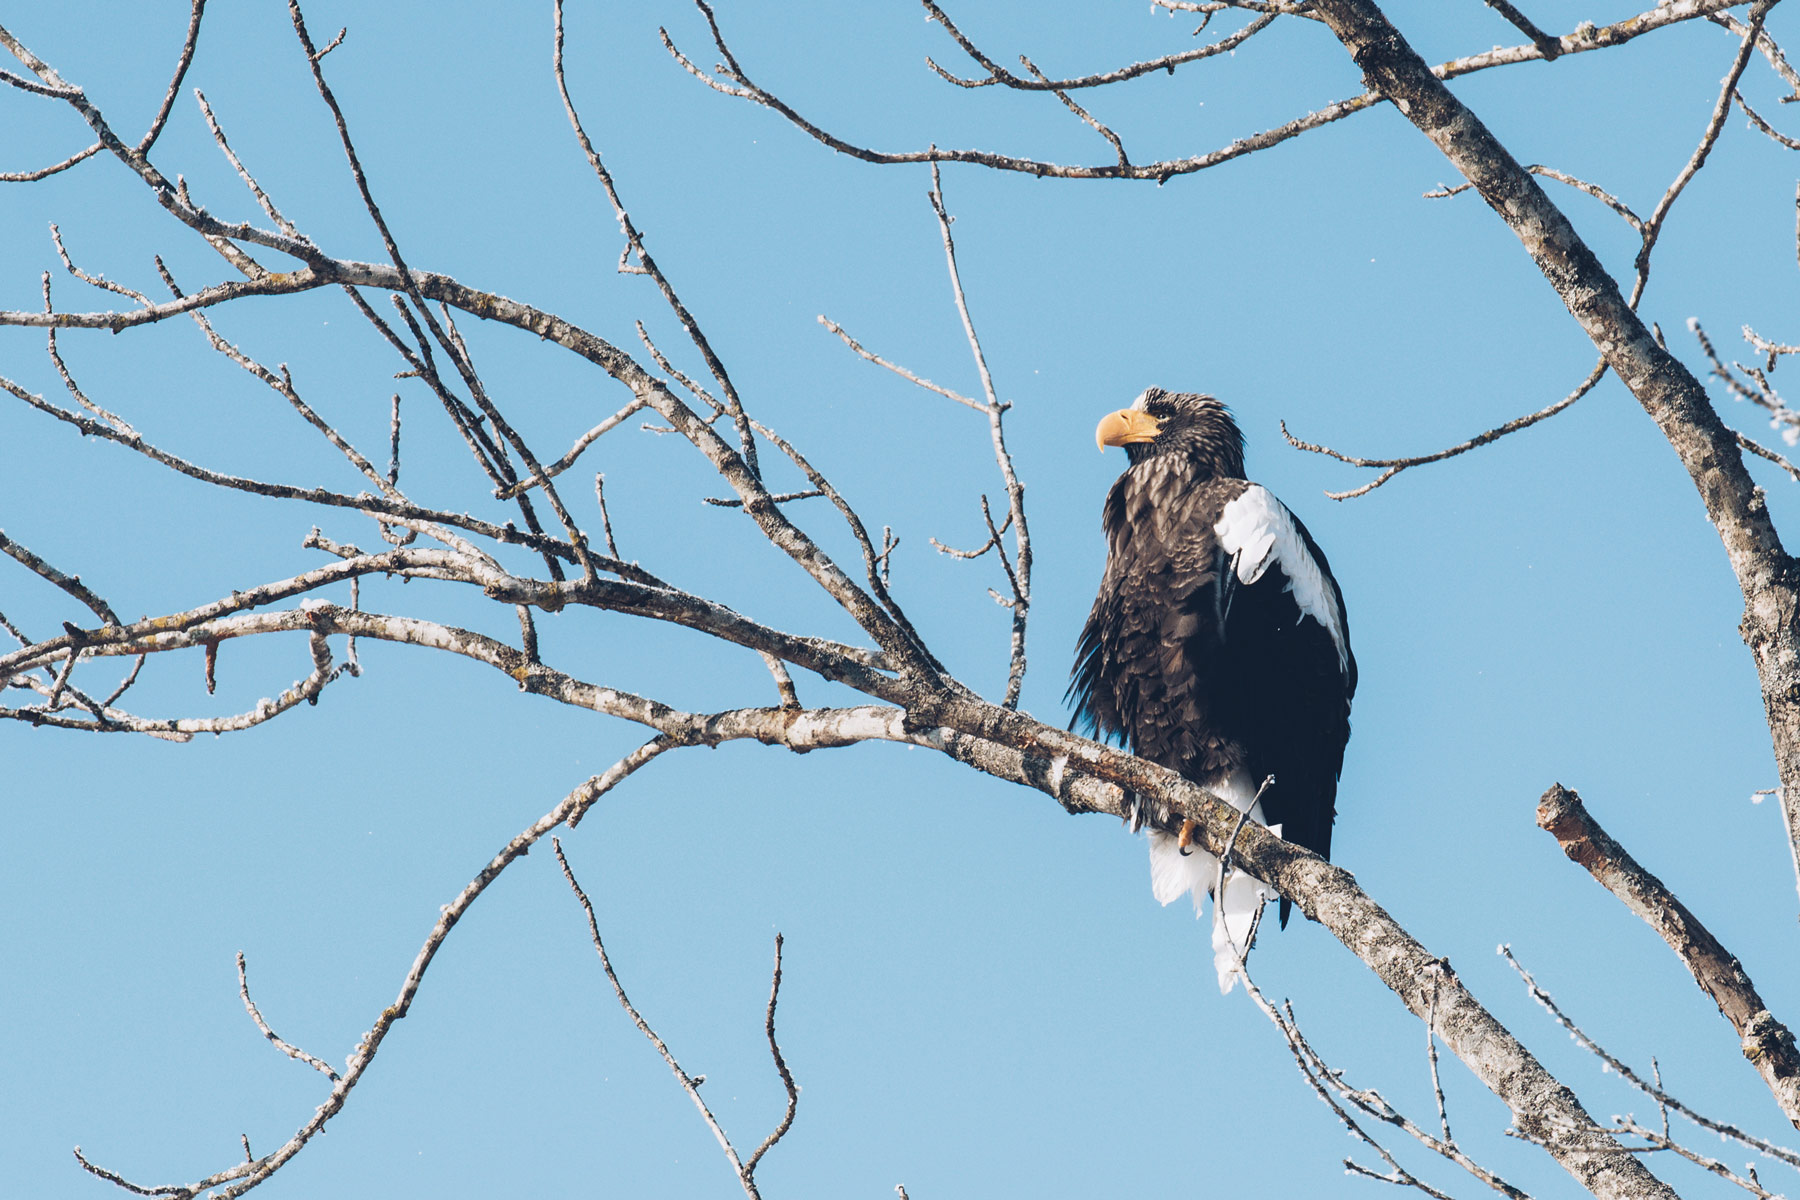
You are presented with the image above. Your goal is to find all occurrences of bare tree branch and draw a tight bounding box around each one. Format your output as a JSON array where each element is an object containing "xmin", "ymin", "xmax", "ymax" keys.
[
  {"xmin": 554, "ymin": 838, "xmax": 771, "ymax": 1199},
  {"xmin": 921, "ymin": 0, "xmax": 1279, "ymax": 91},
  {"xmin": 0, "ymin": 528, "xmax": 121, "ymax": 625},
  {"xmin": 1239, "ymin": 968, "xmax": 1532, "ymax": 1200},
  {"xmin": 1501, "ymin": 946, "xmax": 1800, "ymax": 1172},
  {"xmin": 663, "ymin": 0, "xmax": 1750, "ymax": 185},
  {"xmin": 818, "ymin": 316, "xmax": 989, "ymax": 414},
  {"xmin": 1282, "ymin": 359, "xmax": 1608, "ymax": 499},
  {"xmin": 926, "ymin": 165, "xmax": 1030, "ymax": 707},
  {"xmin": 12, "ymin": 7, "xmax": 1793, "ymax": 1197},
  {"xmin": 129, "ymin": 0, "xmax": 207, "ymax": 156},
  {"xmin": 65, "ymin": 740, "xmax": 680, "ymax": 1199},
  {"xmin": 236, "ymin": 952, "xmax": 340, "ymax": 1082},
  {"xmin": 745, "ymin": 933, "xmax": 799, "ymax": 1175},
  {"xmin": 1537, "ymin": 784, "xmax": 1800, "ymax": 1129},
  {"xmin": 1307, "ymin": 0, "xmax": 1800, "ymax": 932},
  {"xmin": 554, "ymin": 0, "xmax": 759, "ymax": 480}
]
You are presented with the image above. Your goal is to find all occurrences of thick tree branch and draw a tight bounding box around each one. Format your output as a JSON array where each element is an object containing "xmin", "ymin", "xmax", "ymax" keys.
[
  {"xmin": 905, "ymin": 692, "xmax": 1678, "ymax": 1200},
  {"xmin": 1310, "ymin": 0, "xmax": 1800, "ymax": 923},
  {"xmin": 1537, "ymin": 784, "xmax": 1800, "ymax": 1129}
]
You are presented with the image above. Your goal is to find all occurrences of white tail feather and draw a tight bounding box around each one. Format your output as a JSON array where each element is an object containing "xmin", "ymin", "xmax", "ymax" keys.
[
  {"xmin": 1211, "ymin": 870, "xmax": 1271, "ymax": 994},
  {"xmin": 1144, "ymin": 772, "xmax": 1279, "ymax": 993},
  {"xmin": 1148, "ymin": 830, "xmax": 1212, "ymax": 908}
]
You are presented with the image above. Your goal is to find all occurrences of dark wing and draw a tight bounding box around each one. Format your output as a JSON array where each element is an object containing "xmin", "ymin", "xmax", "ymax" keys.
[
  {"xmin": 1068, "ymin": 462, "xmax": 1243, "ymax": 777},
  {"xmin": 1212, "ymin": 484, "xmax": 1356, "ymax": 868}
]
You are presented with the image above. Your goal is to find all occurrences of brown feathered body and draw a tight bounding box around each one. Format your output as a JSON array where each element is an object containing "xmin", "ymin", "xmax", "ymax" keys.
[{"xmin": 1069, "ymin": 391, "xmax": 1355, "ymax": 978}]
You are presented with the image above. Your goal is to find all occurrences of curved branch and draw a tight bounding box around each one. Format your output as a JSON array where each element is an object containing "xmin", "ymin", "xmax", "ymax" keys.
[
  {"xmin": 745, "ymin": 933, "xmax": 798, "ymax": 1177},
  {"xmin": 0, "ymin": 140, "xmax": 101, "ymax": 183},
  {"xmin": 5, "ymin": 630, "xmax": 349, "ymax": 740},
  {"xmin": 76, "ymin": 739, "xmax": 679, "ymax": 1200},
  {"xmin": 922, "ymin": 0, "xmax": 1278, "ymax": 91},
  {"xmin": 1282, "ymin": 358, "xmax": 1608, "ymax": 499},
  {"xmin": 555, "ymin": 840, "xmax": 767, "ymax": 1199}
]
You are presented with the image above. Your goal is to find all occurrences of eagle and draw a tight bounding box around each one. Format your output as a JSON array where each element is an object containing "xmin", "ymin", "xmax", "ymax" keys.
[{"xmin": 1068, "ymin": 389, "xmax": 1356, "ymax": 993}]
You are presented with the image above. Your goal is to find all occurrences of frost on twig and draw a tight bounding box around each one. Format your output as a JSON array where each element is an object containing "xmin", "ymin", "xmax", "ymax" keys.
[{"xmin": 1502, "ymin": 944, "xmax": 1800, "ymax": 1194}]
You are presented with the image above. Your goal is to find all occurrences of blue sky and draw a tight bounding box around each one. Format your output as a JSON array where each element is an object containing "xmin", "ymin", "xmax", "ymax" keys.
[{"xmin": 6, "ymin": 2, "xmax": 1800, "ymax": 1196}]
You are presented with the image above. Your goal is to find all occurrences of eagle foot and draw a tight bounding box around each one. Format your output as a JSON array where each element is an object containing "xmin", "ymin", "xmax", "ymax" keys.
[{"xmin": 1176, "ymin": 817, "xmax": 1199, "ymax": 856}]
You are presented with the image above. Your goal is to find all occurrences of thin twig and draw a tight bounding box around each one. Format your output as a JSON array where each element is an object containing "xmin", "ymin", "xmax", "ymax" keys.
[
  {"xmin": 194, "ymin": 88, "xmax": 305, "ymax": 242},
  {"xmin": 292, "ymin": 1, "xmax": 593, "ymax": 582},
  {"xmin": 922, "ymin": 0, "xmax": 1278, "ymax": 91},
  {"xmin": 555, "ymin": 0, "xmax": 759, "ymax": 479},
  {"xmin": 1738, "ymin": 92, "xmax": 1800, "ymax": 150},
  {"xmin": 495, "ymin": 397, "xmax": 648, "ymax": 499},
  {"xmin": 237, "ymin": 952, "xmax": 341, "ymax": 1081},
  {"xmin": 137, "ymin": 0, "xmax": 208, "ymax": 155},
  {"xmin": 1426, "ymin": 963, "xmax": 1452, "ymax": 1144},
  {"xmin": 63, "ymin": 743, "xmax": 679, "ymax": 1200},
  {"xmin": 0, "ymin": 529, "xmax": 121, "ymax": 625},
  {"xmin": 1631, "ymin": 1, "xmax": 1772, "ymax": 304},
  {"xmin": 1607, "ymin": 1118, "xmax": 1784, "ymax": 1199},
  {"xmin": 593, "ymin": 474, "xmax": 621, "ymax": 558},
  {"xmin": 817, "ymin": 316, "xmax": 989, "ymax": 413},
  {"xmin": 744, "ymin": 933, "xmax": 799, "ymax": 1176},
  {"xmin": 1428, "ymin": 164, "xmax": 1643, "ymax": 232},
  {"xmin": 758, "ymin": 652, "xmax": 800, "ymax": 709},
  {"xmin": 1714, "ymin": 9, "xmax": 1800, "ymax": 99},
  {"xmin": 1238, "ymin": 968, "xmax": 1528, "ymax": 1200},
  {"xmin": 1482, "ymin": 0, "xmax": 1562, "ymax": 60},
  {"xmin": 1, "ymin": 370, "xmax": 599, "ymax": 572},
  {"xmin": 1738, "ymin": 431, "xmax": 1800, "ymax": 481},
  {"xmin": 554, "ymin": 838, "xmax": 760, "ymax": 1199},
  {"xmin": 1283, "ymin": 359, "xmax": 1608, "ymax": 499},
  {"xmin": 704, "ymin": 489, "xmax": 825, "ymax": 508},
  {"xmin": 928, "ymin": 164, "xmax": 1030, "ymax": 707},
  {"xmin": 1501, "ymin": 944, "xmax": 1800, "ymax": 1167},
  {"xmin": 663, "ymin": 0, "xmax": 1751, "ymax": 184},
  {"xmin": 0, "ymin": 141, "xmax": 101, "ymax": 183},
  {"xmin": 1019, "ymin": 56, "xmax": 1129, "ymax": 167}
]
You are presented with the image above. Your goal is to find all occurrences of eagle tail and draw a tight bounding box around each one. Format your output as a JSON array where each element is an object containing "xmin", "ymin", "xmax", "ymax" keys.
[
  {"xmin": 1146, "ymin": 772, "xmax": 1280, "ymax": 993},
  {"xmin": 1211, "ymin": 869, "xmax": 1273, "ymax": 995},
  {"xmin": 1147, "ymin": 833, "xmax": 1276, "ymax": 993},
  {"xmin": 1147, "ymin": 828, "xmax": 1211, "ymax": 907}
]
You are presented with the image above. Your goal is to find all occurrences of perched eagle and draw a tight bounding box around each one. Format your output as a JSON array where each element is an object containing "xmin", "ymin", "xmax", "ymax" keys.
[{"xmin": 1068, "ymin": 389, "xmax": 1356, "ymax": 993}]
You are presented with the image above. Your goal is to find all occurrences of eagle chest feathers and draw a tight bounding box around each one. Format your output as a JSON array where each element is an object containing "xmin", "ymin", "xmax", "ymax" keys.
[
  {"xmin": 1069, "ymin": 390, "xmax": 1355, "ymax": 988},
  {"xmin": 1101, "ymin": 466, "xmax": 1258, "ymax": 776}
]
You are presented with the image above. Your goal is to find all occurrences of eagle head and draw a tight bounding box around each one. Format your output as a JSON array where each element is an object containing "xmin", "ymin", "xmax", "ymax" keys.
[{"xmin": 1095, "ymin": 388, "xmax": 1246, "ymax": 479}]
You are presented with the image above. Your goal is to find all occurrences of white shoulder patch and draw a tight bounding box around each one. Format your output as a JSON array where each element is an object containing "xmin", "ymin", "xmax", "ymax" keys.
[{"xmin": 1214, "ymin": 484, "xmax": 1349, "ymax": 674}]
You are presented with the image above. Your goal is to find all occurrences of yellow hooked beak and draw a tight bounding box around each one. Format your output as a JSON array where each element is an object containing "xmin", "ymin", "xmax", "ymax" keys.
[{"xmin": 1095, "ymin": 408, "xmax": 1163, "ymax": 452}]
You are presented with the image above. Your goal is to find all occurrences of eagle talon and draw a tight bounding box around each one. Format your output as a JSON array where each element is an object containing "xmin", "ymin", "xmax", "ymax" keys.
[{"xmin": 1177, "ymin": 818, "xmax": 1199, "ymax": 856}]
